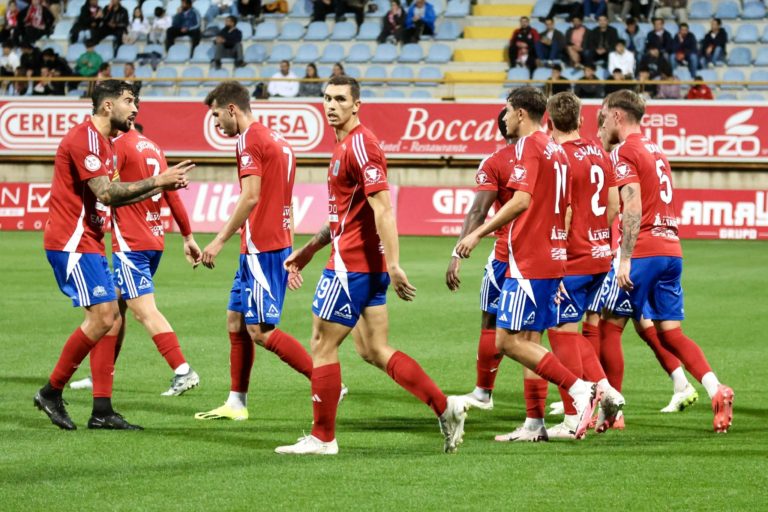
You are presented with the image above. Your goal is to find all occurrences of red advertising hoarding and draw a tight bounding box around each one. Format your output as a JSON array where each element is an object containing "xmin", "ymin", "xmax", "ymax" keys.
[{"xmin": 1, "ymin": 98, "xmax": 767, "ymax": 162}]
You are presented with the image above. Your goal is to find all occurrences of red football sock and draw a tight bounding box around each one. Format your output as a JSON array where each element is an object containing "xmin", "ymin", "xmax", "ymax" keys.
[
  {"xmin": 476, "ymin": 328, "xmax": 503, "ymax": 390},
  {"xmin": 599, "ymin": 320, "xmax": 625, "ymax": 392},
  {"xmin": 638, "ymin": 326, "xmax": 682, "ymax": 376},
  {"xmin": 152, "ymin": 332, "xmax": 186, "ymax": 370},
  {"xmin": 524, "ymin": 378, "xmax": 549, "ymax": 419},
  {"xmin": 229, "ymin": 331, "xmax": 254, "ymax": 393},
  {"xmin": 113, "ymin": 336, "xmax": 123, "ymax": 364},
  {"xmin": 576, "ymin": 333, "xmax": 607, "ymax": 383},
  {"xmin": 264, "ymin": 329, "xmax": 313, "ymax": 380},
  {"xmin": 547, "ymin": 330, "xmax": 583, "ymax": 415},
  {"xmin": 49, "ymin": 327, "xmax": 98, "ymax": 390},
  {"xmin": 582, "ymin": 322, "xmax": 601, "ymax": 355},
  {"xmin": 90, "ymin": 335, "xmax": 117, "ymax": 398},
  {"xmin": 310, "ymin": 363, "xmax": 342, "ymax": 442},
  {"xmin": 657, "ymin": 328, "xmax": 713, "ymax": 382},
  {"xmin": 386, "ymin": 351, "xmax": 448, "ymax": 417},
  {"xmin": 534, "ymin": 352, "xmax": 578, "ymax": 391}
]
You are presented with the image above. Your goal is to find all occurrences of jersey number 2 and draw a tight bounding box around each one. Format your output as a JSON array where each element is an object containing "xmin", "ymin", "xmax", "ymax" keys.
[{"xmin": 590, "ymin": 164, "xmax": 606, "ymax": 216}]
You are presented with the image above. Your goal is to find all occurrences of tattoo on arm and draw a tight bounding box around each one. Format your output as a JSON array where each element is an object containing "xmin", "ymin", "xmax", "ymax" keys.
[
  {"xmin": 620, "ymin": 184, "xmax": 641, "ymax": 259},
  {"xmin": 88, "ymin": 175, "xmax": 162, "ymax": 207},
  {"xmin": 313, "ymin": 224, "xmax": 331, "ymax": 247}
]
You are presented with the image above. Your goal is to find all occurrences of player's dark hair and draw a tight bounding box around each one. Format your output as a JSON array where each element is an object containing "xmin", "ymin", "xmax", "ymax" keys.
[
  {"xmin": 91, "ymin": 80, "xmax": 137, "ymax": 115},
  {"xmin": 134, "ymin": 123, "xmax": 144, "ymax": 134},
  {"xmin": 204, "ymin": 80, "xmax": 252, "ymax": 112},
  {"xmin": 679, "ymin": 22, "xmax": 689, "ymax": 29},
  {"xmin": 506, "ymin": 86, "xmax": 547, "ymax": 123},
  {"xmin": 603, "ymin": 89, "xmax": 645, "ymax": 123},
  {"xmin": 597, "ymin": 110, "xmax": 605, "ymax": 128},
  {"xmin": 497, "ymin": 106, "xmax": 508, "ymax": 139},
  {"xmin": 327, "ymin": 74, "xmax": 360, "ymax": 100},
  {"xmin": 547, "ymin": 91, "xmax": 581, "ymax": 133}
]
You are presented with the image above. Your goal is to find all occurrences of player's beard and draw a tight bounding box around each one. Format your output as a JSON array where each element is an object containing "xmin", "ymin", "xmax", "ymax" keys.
[{"xmin": 111, "ymin": 113, "xmax": 134, "ymax": 133}]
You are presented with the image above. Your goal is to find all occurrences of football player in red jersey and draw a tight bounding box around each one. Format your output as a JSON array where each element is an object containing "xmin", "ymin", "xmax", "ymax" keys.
[
  {"xmin": 35, "ymin": 80, "xmax": 193, "ymax": 431},
  {"xmin": 275, "ymin": 75, "xmax": 468, "ymax": 455},
  {"xmin": 600, "ymin": 89, "xmax": 733, "ymax": 433}
]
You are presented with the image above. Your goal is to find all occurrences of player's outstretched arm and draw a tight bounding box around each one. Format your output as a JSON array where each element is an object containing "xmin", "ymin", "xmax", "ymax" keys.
[
  {"xmin": 87, "ymin": 160, "xmax": 194, "ymax": 207},
  {"xmin": 284, "ymin": 223, "xmax": 331, "ymax": 281},
  {"xmin": 368, "ymin": 190, "xmax": 416, "ymax": 302},
  {"xmin": 617, "ymin": 183, "xmax": 642, "ymax": 291},
  {"xmin": 455, "ymin": 191, "xmax": 531, "ymax": 259},
  {"xmin": 446, "ymin": 190, "xmax": 497, "ymax": 292}
]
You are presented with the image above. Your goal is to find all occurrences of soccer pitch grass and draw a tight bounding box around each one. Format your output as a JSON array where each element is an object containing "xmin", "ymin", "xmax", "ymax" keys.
[{"xmin": 1, "ymin": 232, "xmax": 766, "ymax": 511}]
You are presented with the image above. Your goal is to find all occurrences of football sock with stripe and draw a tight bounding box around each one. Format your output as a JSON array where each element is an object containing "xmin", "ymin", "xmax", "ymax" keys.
[
  {"xmin": 264, "ymin": 329, "xmax": 313, "ymax": 379},
  {"xmin": 386, "ymin": 351, "xmax": 448, "ymax": 416},
  {"xmin": 310, "ymin": 363, "xmax": 342, "ymax": 442}
]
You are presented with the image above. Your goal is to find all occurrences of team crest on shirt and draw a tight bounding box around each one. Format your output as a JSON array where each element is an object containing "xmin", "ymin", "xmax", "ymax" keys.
[
  {"xmin": 241, "ymin": 154, "xmax": 252, "ymax": 168},
  {"xmin": 84, "ymin": 154, "xmax": 101, "ymax": 172},
  {"xmin": 475, "ymin": 170, "xmax": 488, "ymax": 185},
  {"xmin": 363, "ymin": 165, "xmax": 383, "ymax": 185},
  {"xmin": 615, "ymin": 163, "xmax": 631, "ymax": 179},
  {"xmin": 509, "ymin": 165, "xmax": 527, "ymax": 183}
]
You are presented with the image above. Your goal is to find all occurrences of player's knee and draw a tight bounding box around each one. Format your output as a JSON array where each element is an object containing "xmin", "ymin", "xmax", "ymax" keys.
[{"xmin": 226, "ymin": 310, "xmax": 244, "ymax": 333}]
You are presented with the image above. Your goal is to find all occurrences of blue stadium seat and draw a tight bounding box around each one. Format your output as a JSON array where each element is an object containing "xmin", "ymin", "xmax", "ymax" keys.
[
  {"xmin": 720, "ymin": 69, "xmax": 744, "ymax": 90},
  {"xmin": 331, "ymin": 21, "xmax": 357, "ymax": 41},
  {"xmin": 382, "ymin": 89, "xmax": 406, "ymax": 98},
  {"xmin": 236, "ymin": 21, "xmax": 253, "ymax": 40},
  {"xmin": 698, "ymin": 69, "xmax": 718, "ymax": 83},
  {"xmin": 555, "ymin": 21, "xmax": 570, "ymax": 34},
  {"xmin": 364, "ymin": 65, "xmax": 387, "ymax": 86},
  {"xmin": 114, "ymin": 44, "xmax": 138, "ymax": 63},
  {"xmin": 368, "ymin": 0, "xmax": 389, "ymax": 18},
  {"xmin": 417, "ymin": 66, "xmax": 443, "ymax": 86},
  {"xmin": 50, "ymin": 19, "xmax": 73, "ymax": 41},
  {"xmin": 135, "ymin": 65, "xmax": 154, "ymax": 79},
  {"xmin": 234, "ymin": 66, "xmax": 258, "ymax": 86},
  {"xmin": 426, "ymin": 43, "xmax": 452, "ymax": 63},
  {"xmin": 180, "ymin": 66, "xmax": 204, "ymax": 86},
  {"xmin": 749, "ymin": 69, "xmax": 768, "ymax": 90},
  {"xmin": 398, "ymin": 43, "xmax": 423, "ymax": 63},
  {"xmin": 122, "ymin": 0, "xmax": 138, "ymax": 17},
  {"xmin": 165, "ymin": 44, "xmax": 189, "ymax": 63},
  {"xmin": 65, "ymin": 0, "xmax": 85, "ymax": 17},
  {"xmin": 94, "ymin": 42, "xmax": 114, "ymax": 62},
  {"xmin": 431, "ymin": 0, "xmax": 446, "ymax": 16},
  {"xmin": 734, "ymin": 24, "xmax": 758, "ymax": 44},
  {"xmin": 294, "ymin": 43, "xmax": 320, "ymax": 63},
  {"xmin": 141, "ymin": 0, "xmax": 162, "ymax": 19},
  {"xmin": 688, "ymin": 23, "xmax": 706, "ymax": 42},
  {"xmin": 673, "ymin": 67, "xmax": 692, "ymax": 81},
  {"xmin": 111, "ymin": 64, "xmax": 125, "ymax": 78},
  {"xmin": 259, "ymin": 65, "xmax": 278, "ymax": 78},
  {"xmin": 154, "ymin": 67, "xmax": 177, "ymax": 87},
  {"xmin": 346, "ymin": 43, "xmax": 372, "ymax": 63},
  {"xmin": 445, "ymin": 0, "xmax": 471, "ymax": 17},
  {"xmin": 317, "ymin": 65, "xmax": 331, "ymax": 77},
  {"xmin": 714, "ymin": 0, "xmax": 739, "ymax": 19},
  {"xmin": 742, "ymin": 92, "xmax": 766, "ymax": 101},
  {"xmin": 531, "ymin": 0, "xmax": 554, "ymax": 18},
  {"xmin": 717, "ymin": 92, "xmax": 738, "ymax": 100},
  {"xmin": 727, "ymin": 47, "xmax": 752, "ymax": 66},
  {"xmin": 688, "ymin": 1, "xmax": 712, "ymax": 19},
  {"xmin": 390, "ymin": 65, "xmax": 414, "ymax": 86},
  {"xmin": 506, "ymin": 67, "xmax": 529, "ymax": 82},
  {"xmin": 244, "ymin": 44, "xmax": 267, "ymax": 63},
  {"xmin": 762, "ymin": 25, "xmax": 768, "ymax": 43},
  {"xmin": 191, "ymin": 43, "xmax": 214, "ymax": 64},
  {"xmin": 562, "ymin": 67, "xmax": 584, "ymax": 80},
  {"xmin": 253, "ymin": 21, "xmax": 279, "ymax": 40},
  {"xmin": 434, "ymin": 21, "xmax": 461, "ymax": 41},
  {"xmin": 208, "ymin": 68, "xmax": 231, "ymax": 80},
  {"xmin": 345, "ymin": 65, "xmax": 361, "ymax": 78},
  {"xmin": 742, "ymin": 2, "xmax": 766, "ymax": 19},
  {"xmin": 361, "ymin": 88, "xmax": 376, "ymax": 98},
  {"xmin": 357, "ymin": 21, "xmax": 380, "ymax": 41},
  {"xmin": 279, "ymin": 21, "xmax": 305, "ymax": 41},
  {"xmin": 531, "ymin": 20, "xmax": 546, "ymax": 33},
  {"xmin": 291, "ymin": 0, "xmax": 312, "ymax": 16},
  {"xmin": 166, "ymin": 0, "xmax": 181, "ymax": 16},
  {"xmin": 304, "ymin": 21, "xmax": 330, "ymax": 41},
  {"xmin": 532, "ymin": 67, "xmax": 552, "ymax": 83},
  {"xmin": 633, "ymin": 33, "xmax": 646, "ymax": 54},
  {"xmin": 142, "ymin": 88, "xmax": 166, "ymax": 97},
  {"xmin": 268, "ymin": 43, "xmax": 293, "ymax": 63},
  {"xmin": 371, "ymin": 43, "xmax": 398, "ymax": 63},
  {"xmin": 754, "ymin": 47, "xmax": 768, "ymax": 66},
  {"xmin": 411, "ymin": 89, "xmax": 433, "ymax": 99},
  {"xmin": 319, "ymin": 43, "xmax": 345, "ymax": 63},
  {"xmin": 143, "ymin": 44, "xmax": 164, "ymax": 55}
]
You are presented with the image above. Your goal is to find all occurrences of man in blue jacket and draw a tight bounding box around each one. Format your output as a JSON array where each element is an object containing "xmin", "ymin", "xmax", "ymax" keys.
[
  {"xmin": 166, "ymin": 0, "xmax": 201, "ymax": 56},
  {"xmin": 405, "ymin": 0, "xmax": 435, "ymax": 43},
  {"xmin": 671, "ymin": 23, "xmax": 699, "ymax": 77}
]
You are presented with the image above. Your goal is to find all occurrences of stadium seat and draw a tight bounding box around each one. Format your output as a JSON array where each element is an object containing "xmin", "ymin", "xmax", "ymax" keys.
[
  {"xmin": 361, "ymin": 88, "xmax": 376, "ymax": 98},
  {"xmin": 111, "ymin": 64, "xmax": 125, "ymax": 78},
  {"xmin": 190, "ymin": 43, "xmax": 214, "ymax": 64},
  {"xmin": 398, "ymin": 43, "xmax": 423, "ymax": 63},
  {"xmin": 371, "ymin": 43, "xmax": 398, "ymax": 63},
  {"xmin": 234, "ymin": 66, "xmax": 258, "ymax": 86},
  {"xmin": 673, "ymin": 67, "xmax": 692, "ymax": 82},
  {"xmin": 294, "ymin": 43, "xmax": 320, "ymax": 63},
  {"xmin": 65, "ymin": 0, "xmax": 85, "ymax": 18},
  {"xmin": 208, "ymin": 68, "xmax": 231, "ymax": 80},
  {"xmin": 122, "ymin": 0, "xmax": 138, "ymax": 16},
  {"xmin": 330, "ymin": 21, "xmax": 357, "ymax": 41},
  {"xmin": 754, "ymin": 47, "xmax": 768, "ymax": 66},
  {"xmin": 279, "ymin": 21, "xmax": 305, "ymax": 41},
  {"xmin": 714, "ymin": 0, "xmax": 739, "ymax": 19},
  {"xmin": 721, "ymin": 69, "xmax": 745, "ymax": 90},
  {"xmin": 357, "ymin": 21, "xmax": 380, "ymax": 41},
  {"xmin": 290, "ymin": 0, "xmax": 312, "ymax": 17},
  {"xmin": 698, "ymin": 69, "xmax": 717, "ymax": 83},
  {"xmin": 727, "ymin": 47, "xmax": 752, "ymax": 66},
  {"xmin": 688, "ymin": 23, "xmax": 706, "ymax": 42},
  {"xmin": 143, "ymin": 43, "xmax": 164, "ymax": 55},
  {"xmin": 344, "ymin": 65, "xmax": 361, "ymax": 78},
  {"xmin": 688, "ymin": 0, "xmax": 712, "ymax": 19},
  {"xmin": 532, "ymin": 67, "xmax": 552, "ymax": 83},
  {"xmin": 390, "ymin": 65, "xmax": 414, "ymax": 86},
  {"xmin": 141, "ymin": 88, "xmax": 166, "ymax": 97},
  {"xmin": 431, "ymin": 0, "xmax": 446, "ymax": 16},
  {"xmin": 426, "ymin": 43, "xmax": 452, "ymax": 63},
  {"xmin": 531, "ymin": 20, "xmax": 546, "ymax": 33},
  {"xmin": 114, "ymin": 44, "xmax": 138, "ymax": 63},
  {"xmin": 304, "ymin": 21, "xmax": 330, "ymax": 41},
  {"xmin": 243, "ymin": 43, "xmax": 267, "ymax": 63},
  {"xmin": 531, "ymin": 0, "xmax": 554, "ymax": 18},
  {"xmin": 633, "ymin": 33, "xmax": 646, "ymax": 54},
  {"xmin": 50, "ymin": 19, "xmax": 73, "ymax": 41},
  {"xmin": 506, "ymin": 67, "xmax": 529, "ymax": 82},
  {"xmin": 141, "ymin": 0, "xmax": 162, "ymax": 19},
  {"xmin": 317, "ymin": 65, "xmax": 331, "ymax": 77},
  {"xmin": 369, "ymin": 0, "xmax": 389, "ymax": 18},
  {"xmin": 346, "ymin": 43, "xmax": 372, "ymax": 63},
  {"xmin": 253, "ymin": 21, "xmax": 279, "ymax": 40},
  {"xmin": 562, "ymin": 67, "xmax": 584, "ymax": 80},
  {"xmin": 555, "ymin": 21, "xmax": 569, "ymax": 34},
  {"xmin": 364, "ymin": 65, "xmax": 387, "ymax": 86},
  {"xmin": 742, "ymin": 91, "xmax": 766, "ymax": 101},
  {"xmin": 180, "ymin": 66, "xmax": 204, "ymax": 86},
  {"xmin": 382, "ymin": 89, "xmax": 406, "ymax": 98},
  {"xmin": 135, "ymin": 65, "xmax": 154, "ymax": 79},
  {"xmin": 319, "ymin": 43, "xmax": 345, "ymax": 64},
  {"xmin": 742, "ymin": 2, "xmax": 766, "ymax": 19},
  {"xmin": 259, "ymin": 65, "xmax": 278, "ymax": 78},
  {"xmin": 236, "ymin": 21, "xmax": 254, "ymax": 40},
  {"xmin": 411, "ymin": 89, "xmax": 433, "ymax": 99},
  {"xmin": 762, "ymin": 25, "xmax": 768, "ymax": 44},
  {"xmin": 749, "ymin": 69, "xmax": 768, "ymax": 90},
  {"xmin": 165, "ymin": 44, "xmax": 189, "ymax": 64},
  {"xmin": 717, "ymin": 92, "xmax": 738, "ymax": 100},
  {"xmin": 434, "ymin": 21, "xmax": 461, "ymax": 41},
  {"xmin": 154, "ymin": 66, "xmax": 177, "ymax": 87},
  {"xmin": 417, "ymin": 66, "xmax": 443, "ymax": 86},
  {"xmin": 444, "ymin": 0, "xmax": 471, "ymax": 17},
  {"xmin": 267, "ymin": 43, "xmax": 293, "ymax": 63},
  {"xmin": 734, "ymin": 24, "xmax": 759, "ymax": 44}
]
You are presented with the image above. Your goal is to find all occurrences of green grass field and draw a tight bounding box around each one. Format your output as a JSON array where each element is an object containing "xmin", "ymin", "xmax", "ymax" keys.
[{"xmin": 1, "ymin": 232, "xmax": 767, "ymax": 511}]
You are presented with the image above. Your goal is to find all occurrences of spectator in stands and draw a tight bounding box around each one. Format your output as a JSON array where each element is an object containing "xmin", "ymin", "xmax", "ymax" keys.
[
  {"xmin": 123, "ymin": 61, "xmax": 142, "ymax": 92},
  {"xmin": 638, "ymin": 43, "xmax": 671, "ymax": 78},
  {"xmin": 535, "ymin": 17, "xmax": 565, "ymax": 67},
  {"xmin": 655, "ymin": 0, "xmax": 687, "ymax": 23},
  {"xmin": 123, "ymin": 6, "xmax": 149, "ymax": 45},
  {"xmin": 701, "ymin": 17, "xmax": 727, "ymax": 68},
  {"xmin": 96, "ymin": 62, "xmax": 111, "ymax": 83},
  {"xmin": 622, "ymin": 16, "xmax": 640, "ymax": 54},
  {"xmin": 41, "ymin": 46, "xmax": 71, "ymax": 79},
  {"xmin": 70, "ymin": 0, "xmax": 102, "ymax": 44},
  {"xmin": 8, "ymin": 66, "xmax": 31, "ymax": 95},
  {"xmin": 19, "ymin": 0, "xmax": 54, "ymax": 45},
  {"xmin": 404, "ymin": 0, "xmax": 435, "ymax": 44},
  {"xmin": 166, "ymin": 0, "xmax": 201, "ymax": 55},
  {"xmin": 545, "ymin": 63, "xmax": 571, "ymax": 96},
  {"xmin": 237, "ymin": 0, "xmax": 261, "ymax": 21},
  {"xmin": 574, "ymin": 62, "xmax": 604, "ymax": 98},
  {"xmin": 298, "ymin": 62, "xmax": 323, "ymax": 97},
  {"xmin": 1, "ymin": 1, "xmax": 21, "ymax": 45},
  {"xmin": 98, "ymin": 0, "xmax": 129, "ymax": 50},
  {"xmin": 47, "ymin": 0, "xmax": 62, "ymax": 23},
  {"xmin": 331, "ymin": 61, "xmax": 345, "ymax": 77},
  {"xmin": 607, "ymin": 0, "xmax": 631, "ymax": 23},
  {"xmin": 377, "ymin": 0, "xmax": 404, "ymax": 44},
  {"xmin": 584, "ymin": 14, "xmax": 618, "ymax": 67},
  {"xmin": 205, "ymin": 0, "xmax": 237, "ymax": 29},
  {"xmin": 547, "ymin": 0, "xmax": 581, "ymax": 20},
  {"xmin": 0, "ymin": 41, "xmax": 20, "ymax": 77},
  {"xmin": 310, "ymin": 0, "xmax": 336, "ymax": 24},
  {"xmin": 507, "ymin": 16, "xmax": 539, "ymax": 73},
  {"xmin": 267, "ymin": 59, "xmax": 299, "ymax": 97},
  {"xmin": 19, "ymin": 40, "xmax": 41, "ymax": 75},
  {"xmin": 645, "ymin": 17, "xmax": 673, "ymax": 57},
  {"xmin": 74, "ymin": 39, "xmax": 102, "ymax": 77},
  {"xmin": 336, "ymin": 0, "xmax": 367, "ymax": 29},
  {"xmin": 565, "ymin": 15, "xmax": 587, "ymax": 68},
  {"xmin": 604, "ymin": 67, "xmax": 629, "ymax": 94},
  {"xmin": 631, "ymin": 0, "xmax": 653, "ymax": 21},
  {"xmin": 686, "ymin": 75, "xmax": 714, "ymax": 99},
  {"xmin": 212, "ymin": 15, "xmax": 244, "ymax": 69},
  {"xmin": 636, "ymin": 66, "xmax": 655, "ymax": 98},
  {"xmin": 671, "ymin": 22, "xmax": 698, "ymax": 77},
  {"xmin": 656, "ymin": 70, "xmax": 680, "ymax": 99},
  {"xmin": 149, "ymin": 7, "xmax": 171, "ymax": 44},
  {"xmin": 608, "ymin": 38, "xmax": 634, "ymax": 76},
  {"xmin": 32, "ymin": 66, "xmax": 56, "ymax": 95},
  {"xmin": 583, "ymin": 0, "xmax": 606, "ymax": 20}
]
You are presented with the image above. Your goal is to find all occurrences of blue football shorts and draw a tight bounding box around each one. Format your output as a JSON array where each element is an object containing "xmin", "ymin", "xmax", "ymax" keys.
[
  {"xmin": 496, "ymin": 277, "xmax": 560, "ymax": 332},
  {"xmin": 112, "ymin": 250, "xmax": 163, "ymax": 300},
  {"xmin": 312, "ymin": 269, "xmax": 390, "ymax": 328},
  {"xmin": 46, "ymin": 251, "xmax": 117, "ymax": 307},
  {"xmin": 228, "ymin": 248, "xmax": 291, "ymax": 325}
]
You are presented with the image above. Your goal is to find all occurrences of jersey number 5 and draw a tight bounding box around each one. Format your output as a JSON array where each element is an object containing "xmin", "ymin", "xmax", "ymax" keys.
[
  {"xmin": 655, "ymin": 159, "xmax": 673, "ymax": 204},
  {"xmin": 146, "ymin": 158, "xmax": 162, "ymax": 202}
]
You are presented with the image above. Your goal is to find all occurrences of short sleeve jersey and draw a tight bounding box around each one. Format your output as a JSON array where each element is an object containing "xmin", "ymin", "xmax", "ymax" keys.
[
  {"xmin": 326, "ymin": 124, "xmax": 389, "ymax": 273},
  {"xmin": 474, "ymin": 144, "xmax": 516, "ymax": 262},
  {"xmin": 237, "ymin": 122, "xmax": 296, "ymax": 254},
  {"xmin": 561, "ymin": 138, "xmax": 615, "ymax": 275},
  {"xmin": 610, "ymin": 133, "xmax": 682, "ymax": 258},
  {"xmin": 505, "ymin": 131, "xmax": 570, "ymax": 279},
  {"xmin": 111, "ymin": 129, "xmax": 167, "ymax": 252},
  {"xmin": 44, "ymin": 119, "xmax": 114, "ymax": 254}
]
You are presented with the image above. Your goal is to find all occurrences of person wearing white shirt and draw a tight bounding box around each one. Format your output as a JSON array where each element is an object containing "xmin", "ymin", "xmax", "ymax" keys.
[
  {"xmin": 0, "ymin": 42, "xmax": 21, "ymax": 77},
  {"xmin": 607, "ymin": 39, "xmax": 635, "ymax": 77},
  {"xmin": 267, "ymin": 60, "xmax": 299, "ymax": 98},
  {"xmin": 148, "ymin": 6, "xmax": 172, "ymax": 44},
  {"xmin": 123, "ymin": 6, "xmax": 150, "ymax": 44}
]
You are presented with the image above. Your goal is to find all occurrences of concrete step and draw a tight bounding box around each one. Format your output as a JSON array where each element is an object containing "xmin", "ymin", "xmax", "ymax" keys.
[
  {"xmin": 453, "ymin": 48, "xmax": 506, "ymax": 62},
  {"xmin": 444, "ymin": 71, "xmax": 506, "ymax": 83},
  {"xmin": 463, "ymin": 26, "xmax": 511, "ymax": 39},
  {"xmin": 472, "ymin": 4, "xmax": 532, "ymax": 16}
]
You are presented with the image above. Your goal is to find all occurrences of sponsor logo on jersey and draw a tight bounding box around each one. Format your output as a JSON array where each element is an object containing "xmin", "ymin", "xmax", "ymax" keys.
[
  {"xmin": 138, "ymin": 277, "xmax": 151, "ymax": 290},
  {"xmin": 84, "ymin": 154, "xmax": 101, "ymax": 172},
  {"xmin": 561, "ymin": 304, "xmax": 579, "ymax": 319},
  {"xmin": 615, "ymin": 163, "xmax": 631, "ymax": 180},
  {"xmin": 266, "ymin": 304, "xmax": 280, "ymax": 318},
  {"xmin": 92, "ymin": 286, "xmax": 107, "ymax": 297},
  {"xmin": 363, "ymin": 165, "xmax": 383, "ymax": 185},
  {"xmin": 524, "ymin": 311, "xmax": 536, "ymax": 325},
  {"xmin": 334, "ymin": 304, "xmax": 353, "ymax": 320},
  {"xmin": 498, "ymin": 313, "xmax": 508, "ymax": 322},
  {"xmin": 245, "ymin": 310, "xmax": 255, "ymax": 318},
  {"xmin": 509, "ymin": 165, "xmax": 527, "ymax": 183}
]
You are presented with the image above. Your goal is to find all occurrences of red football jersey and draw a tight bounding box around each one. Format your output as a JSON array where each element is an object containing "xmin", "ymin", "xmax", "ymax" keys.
[
  {"xmin": 326, "ymin": 124, "xmax": 389, "ymax": 273},
  {"xmin": 561, "ymin": 138, "xmax": 615, "ymax": 275},
  {"xmin": 44, "ymin": 119, "xmax": 114, "ymax": 254},
  {"xmin": 474, "ymin": 145, "xmax": 516, "ymax": 262},
  {"xmin": 236, "ymin": 122, "xmax": 296, "ymax": 254},
  {"xmin": 610, "ymin": 133, "xmax": 682, "ymax": 258},
  {"xmin": 505, "ymin": 131, "xmax": 570, "ymax": 279}
]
